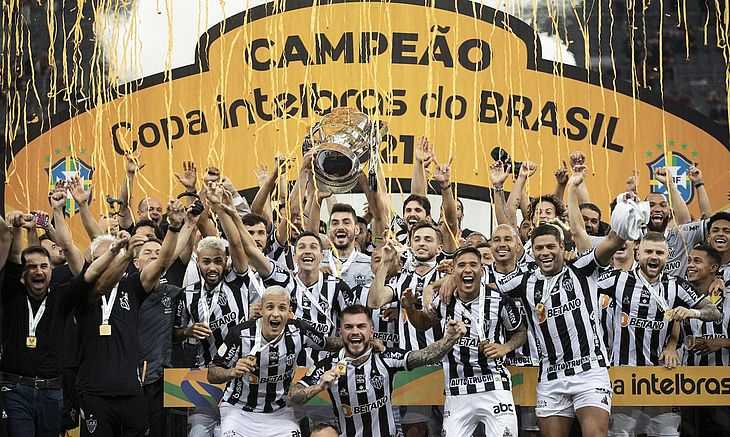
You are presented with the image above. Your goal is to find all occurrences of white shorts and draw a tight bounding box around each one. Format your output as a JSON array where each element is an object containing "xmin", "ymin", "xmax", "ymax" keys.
[
  {"xmin": 219, "ymin": 404, "xmax": 300, "ymax": 437},
  {"xmin": 609, "ymin": 406, "xmax": 680, "ymax": 437},
  {"xmin": 536, "ymin": 367, "xmax": 612, "ymax": 418},
  {"xmin": 442, "ymin": 390, "xmax": 518, "ymax": 437}
]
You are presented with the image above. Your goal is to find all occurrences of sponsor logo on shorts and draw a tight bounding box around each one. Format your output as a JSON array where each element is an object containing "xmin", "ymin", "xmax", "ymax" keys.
[
  {"xmin": 536, "ymin": 399, "xmax": 548, "ymax": 408},
  {"xmin": 492, "ymin": 402, "xmax": 515, "ymax": 416},
  {"xmin": 449, "ymin": 374, "xmax": 498, "ymax": 387},
  {"xmin": 601, "ymin": 395, "xmax": 609, "ymax": 405},
  {"xmin": 503, "ymin": 428, "xmax": 515, "ymax": 437},
  {"xmin": 546, "ymin": 356, "xmax": 598, "ymax": 373}
]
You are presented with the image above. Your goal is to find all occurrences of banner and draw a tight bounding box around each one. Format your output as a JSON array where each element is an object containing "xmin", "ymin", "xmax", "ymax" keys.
[
  {"xmin": 164, "ymin": 366, "xmax": 730, "ymax": 408},
  {"xmin": 5, "ymin": 0, "xmax": 728, "ymax": 237}
]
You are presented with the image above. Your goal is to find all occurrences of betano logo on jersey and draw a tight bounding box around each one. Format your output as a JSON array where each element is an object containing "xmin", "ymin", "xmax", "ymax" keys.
[
  {"xmin": 619, "ymin": 312, "xmax": 666, "ymax": 330},
  {"xmin": 537, "ymin": 298, "xmax": 583, "ymax": 324},
  {"xmin": 647, "ymin": 151, "xmax": 694, "ymax": 203}
]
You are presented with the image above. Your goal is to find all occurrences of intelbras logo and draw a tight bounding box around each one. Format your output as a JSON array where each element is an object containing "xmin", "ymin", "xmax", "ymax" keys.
[{"xmin": 612, "ymin": 373, "xmax": 730, "ymax": 396}]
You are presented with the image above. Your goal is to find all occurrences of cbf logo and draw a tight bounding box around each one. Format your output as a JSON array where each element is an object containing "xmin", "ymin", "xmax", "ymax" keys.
[
  {"xmin": 46, "ymin": 157, "xmax": 93, "ymax": 214},
  {"xmin": 646, "ymin": 151, "xmax": 693, "ymax": 203}
]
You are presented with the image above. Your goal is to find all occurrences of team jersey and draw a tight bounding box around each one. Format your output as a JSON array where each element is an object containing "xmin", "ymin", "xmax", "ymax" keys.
[
  {"xmin": 299, "ymin": 348, "xmax": 410, "ymax": 437},
  {"xmin": 322, "ymin": 249, "xmax": 373, "ymax": 289},
  {"xmin": 266, "ymin": 239, "xmax": 295, "ymax": 271},
  {"xmin": 385, "ymin": 265, "xmax": 445, "ymax": 351},
  {"xmin": 596, "ymin": 268, "xmax": 703, "ymax": 366},
  {"xmin": 176, "ymin": 269, "xmax": 255, "ymax": 367},
  {"xmin": 496, "ymin": 250, "xmax": 609, "ymax": 382},
  {"xmin": 432, "ymin": 283, "xmax": 523, "ymax": 396},
  {"xmin": 261, "ymin": 260, "xmax": 352, "ymax": 365},
  {"xmin": 390, "ymin": 215, "xmax": 411, "ymax": 246},
  {"xmin": 664, "ymin": 220, "xmax": 707, "ymax": 277},
  {"xmin": 212, "ymin": 318, "xmax": 326, "ymax": 413},
  {"xmin": 350, "ymin": 285, "xmax": 399, "ymax": 348},
  {"xmin": 484, "ymin": 265, "xmax": 540, "ymax": 366},
  {"xmin": 682, "ymin": 287, "xmax": 730, "ymax": 366}
]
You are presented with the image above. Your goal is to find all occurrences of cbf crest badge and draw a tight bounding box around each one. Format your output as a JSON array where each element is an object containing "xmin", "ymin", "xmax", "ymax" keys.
[
  {"xmin": 46, "ymin": 157, "xmax": 94, "ymax": 214},
  {"xmin": 647, "ymin": 151, "xmax": 694, "ymax": 203}
]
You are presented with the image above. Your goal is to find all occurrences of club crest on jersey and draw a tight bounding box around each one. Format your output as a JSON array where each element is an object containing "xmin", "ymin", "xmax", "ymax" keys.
[
  {"xmin": 85, "ymin": 416, "xmax": 97, "ymax": 434},
  {"xmin": 371, "ymin": 374, "xmax": 384, "ymax": 389},
  {"xmin": 218, "ymin": 292, "xmax": 228, "ymax": 307},
  {"xmin": 162, "ymin": 294, "xmax": 172, "ymax": 313},
  {"xmin": 286, "ymin": 354, "xmax": 296, "ymax": 366},
  {"xmin": 562, "ymin": 276, "xmax": 573, "ymax": 292},
  {"xmin": 119, "ymin": 292, "xmax": 130, "ymax": 311},
  {"xmin": 318, "ymin": 299, "xmax": 330, "ymax": 311}
]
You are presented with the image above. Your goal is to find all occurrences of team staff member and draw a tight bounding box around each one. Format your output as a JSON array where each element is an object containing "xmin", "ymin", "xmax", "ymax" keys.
[
  {"xmin": 76, "ymin": 202, "xmax": 183, "ymax": 437},
  {"xmin": 0, "ymin": 227, "xmax": 106, "ymax": 437},
  {"xmin": 208, "ymin": 286, "xmax": 339, "ymax": 437},
  {"xmin": 404, "ymin": 247, "xmax": 526, "ymax": 436},
  {"xmin": 289, "ymin": 305, "xmax": 466, "ymax": 437}
]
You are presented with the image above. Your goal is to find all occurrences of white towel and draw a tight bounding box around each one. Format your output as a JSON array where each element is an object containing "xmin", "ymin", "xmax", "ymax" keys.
[{"xmin": 610, "ymin": 192, "xmax": 650, "ymax": 241}]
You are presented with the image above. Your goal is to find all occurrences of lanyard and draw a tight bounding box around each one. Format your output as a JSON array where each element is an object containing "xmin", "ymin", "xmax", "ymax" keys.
[
  {"xmin": 101, "ymin": 285, "xmax": 118, "ymax": 326},
  {"xmin": 248, "ymin": 270, "xmax": 265, "ymax": 298},
  {"xmin": 476, "ymin": 284, "xmax": 487, "ymax": 341},
  {"xmin": 328, "ymin": 249, "xmax": 358, "ymax": 279},
  {"xmin": 635, "ymin": 268, "xmax": 669, "ymax": 311},
  {"xmin": 199, "ymin": 280, "xmax": 224, "ymax": 325},
  {"xmin": 27, "ymin": 296, "xmax": 47, "ymax": 338},
  {"xmin": 539, "ymin": 267, "xmax": 567, "ymax": 306},
  {"xmin": 295, "ymin": 272, "xmax": 336, "ymax": 326},
  {"xmin": 249, "ymin": 318, "xmax": 285, "ymax": 355}
]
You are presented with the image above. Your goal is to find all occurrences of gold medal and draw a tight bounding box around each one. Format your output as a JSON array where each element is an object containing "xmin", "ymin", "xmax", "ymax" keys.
[
  {"xmin": 244, "ymin": 355, "xmax": 257, "ymax": 367},
  {"xmin": 535, "ymin": 303, "xmax": 545, "ymax": 313},
  {"xmin": 99, "ymin": 323, "xmax": 112, "ymax": 336},
  {"xmin": 336, "ymin": 360, "xmax": 348, "ymax": 376},
  {"xmin": 26, "ymin": 336, "xmax": 37, "ymax": 348}
]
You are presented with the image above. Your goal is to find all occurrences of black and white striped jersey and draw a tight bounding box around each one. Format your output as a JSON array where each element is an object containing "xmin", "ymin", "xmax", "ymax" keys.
[
  {"xmin": 484, "ymin": 265, "xmax": 539, "ymax": 366},
  {"xmin": 596, "ymin": 268, "xmax": 703, "ymax": 366},
  {"xmin": 496, "ymin": 250, "xmax": 609, "ymax": 382},
  {"xmin": 597, "ymin": 293, "xmax": 616, "ymax": 359},
  {"xmin": 390, "ymin": 215, "xmax": 410, "ymax": 246},
  {"xmin": 266, "ymin": 239, "xmax": 295, "ymax": 271},
  {"xmin": 385, "ymin": 266, "xmax": 445, "ymax": 351},
  {"xmin": 212, "ymin": 318, "xmax": 326, "ymax": 413},
  {"xmin": 322, "ymin": 249, "xmax": 373, "ymax": 289},
  {"xmin": 261, "ymin": 260, "xmax": 352, "ymax": 366},
  {"xmin": 682, "ymin": 287, "xmax": 730, "ymax": 366},
  {"xmin": 432, "ymin": 284, "xmax": 522, "ymax": 395},
  {"xmin": 298, "ymin": 348, "xmax": 410, "ymax": 437},
  {"xmin": 176, "ymin": 270, "xmax": 255, "ymax": 367},
  {"xmin": 350, "ymin": 285, "xmax": 400, "ymax": 348}
]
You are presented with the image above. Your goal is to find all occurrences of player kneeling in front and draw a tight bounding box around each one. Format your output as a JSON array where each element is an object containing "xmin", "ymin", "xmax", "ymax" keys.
[
  {"xmin": 403, "ymin": 246, "xmax": 527, "ymax": 436},
  {"xmin": 207, "ymin": 286, "xmax": 339, "ymax": 437},
  {"xmin": 288, "ymin": 305, "xmax": 466, "ymax": 437}
]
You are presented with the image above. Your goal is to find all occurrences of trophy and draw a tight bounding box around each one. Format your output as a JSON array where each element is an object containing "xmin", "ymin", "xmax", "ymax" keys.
[{"xmin": 302, "ymin": 108, "xmax": 388, "ymax": 194}]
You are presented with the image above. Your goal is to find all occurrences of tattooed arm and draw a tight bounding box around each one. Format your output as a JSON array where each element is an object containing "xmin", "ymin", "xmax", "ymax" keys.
[
  {"xmin": 287, "ymin": 367, "xmax": 339, "ymax": 405},
  {"xmin": 406, "ymin": 320, "xmax": 466, "ymax": 368}
]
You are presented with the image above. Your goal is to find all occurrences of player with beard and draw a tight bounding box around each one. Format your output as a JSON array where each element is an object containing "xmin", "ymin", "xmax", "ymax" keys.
[
  {"xmin": 644, "ymin": 166, "xmax": 708, "ymax": 277},
  {"xmin": 403, "ymin": 247, "xmax": 526, "ymax": 436},
  {"xmin": 707, "ymin": 212, "xmax": 730, "ymax": 283},
  {"xmin": 289, "ymin": 304, "xmax": 466, "ymax": 437},
  {"xmin": 174, "ymin": 186, "xmax": 256, "ymax": 437},
  {"xmin": 321, "ymin": 204, "xmax": 373, "ymax": 289},
  {"xmin": 681, "ymin": 244, "xmax": 730, "ymax": 436},
  {"xmin": 366, "ymin": 222, "xmax": 455, "ymax": 435},
  {"xmin": 208, "ymin": 286, "xmax": 340, "ymax": 437},
  {"xmin": 596, "ymin": 232, "xmax": 719, "ymax": 437}
]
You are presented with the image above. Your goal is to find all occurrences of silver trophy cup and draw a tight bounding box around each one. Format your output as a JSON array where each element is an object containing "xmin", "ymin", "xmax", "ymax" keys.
[{"xmin": 302, "ymin": 108, "xmax": 387, "ymax": 194}]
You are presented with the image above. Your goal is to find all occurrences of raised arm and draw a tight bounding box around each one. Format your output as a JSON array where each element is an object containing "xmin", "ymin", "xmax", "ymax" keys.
[
  {"xmin": 507, "ymin": 162, "xmax": 537, "ymax": 226},
  {"xmin": 654, "ymin": 167, "xmax": 691, "ymax": 225},
  {"xmin": 433, "ymin": 159, "xmax": 459, "ymax": 252},
  {"xmin": 411, "ymin": 137, "xmax": 434, "ymax": 196},
  {"xmin": 250, "ymin": 160, "xmax": 279, "ymax": 225},
  {"xmin": 594, "ymin": 231, "xmax": 626, "ymax": 267},
  {"xmin": 49, "ymin": 183, "xmax": 84, "ymax": 274},
  {"xmin": 406, "ymin": 319, "xmax": 466, "ymax": 368},
  {"xmin": 6, "ymin": 212, "xmax": 26, "ymax": 264},
  {"xmin": 0, "ymin": 215, "xmax": 13, "ymax": 271},
  {"xmin": 687, "ymin": 166, "xmax": 712, "ymax": 218},
  {"xmin": 94, "ymin": 234, "xmax": 146, "ymax": 295},
  {"xmin": 569, "ymin": 151, "xmax": 591, "ymax": 205},
  {"xmin": 207, "ymin": 185, "xmax": 248, "ymax": 274},
  {"xmin": 566, "ymin": 168, "xmax": 592, "ymax": 253},
  {"xmin": 117, "ymin": 153, "xmax": 144, "ymax": 230},
  {"xmin": 84, "ymin": 235, "xmax": 129, "ymax": 285},
  {"xmin": 553, "ymin": 161, "xmax": 568, "ymax": 201},
  {"xmin": 366, "ymin": 245, "xmax": 398, "ymax": 309},
  {"xmin": 140, "ymin": 201, "xmax": 184, "ymax": 292},
  {"xmin": 400, "ymin": 287, "xmax": 436, "ymax": 330},
  {"xmin": 68, "ymin": 175, "xmax": 105, "ymax": 240},
  {"xmin": 277, "ymin": 153, "xmax": 311, "ymax": 245},
  {"xmin": 488, "ymin": 161, "xmax": 513, "ymax": 226}
]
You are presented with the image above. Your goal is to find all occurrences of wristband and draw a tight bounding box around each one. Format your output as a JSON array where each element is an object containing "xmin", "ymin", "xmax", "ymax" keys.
[
  {"xmin": 493, "ymin": 186, "xmax": 504, "ymax": 192},
  {"xmin": 693, "ymin": 182, "xmax": 704, "ymax": 188}
]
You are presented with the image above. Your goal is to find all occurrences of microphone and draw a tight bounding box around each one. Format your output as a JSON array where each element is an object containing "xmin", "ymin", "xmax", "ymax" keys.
[{"xmin": 490, "ymin": 147, "xmax": 522, "ymax": 175}]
